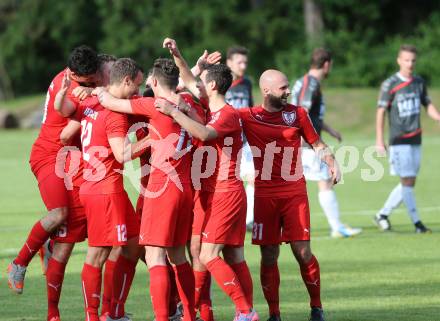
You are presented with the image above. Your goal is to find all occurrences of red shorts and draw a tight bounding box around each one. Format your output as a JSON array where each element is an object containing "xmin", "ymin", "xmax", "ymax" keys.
[
  {"xmin": 140, "ymin": 183, "xmax": 193, "ymax": 247},
  {"xmin": 51, "ymin": 187, "xmax": 87, "ymax": 243},
  {"xmin": 194, "ymin": 189, "xmax": 246, "ymax": 247},
  {"xmin": 80, "ymin": 191, "xmax": 140, "ymax": 247},
  {"xmin": 35, "ymin": 170, "xmax": 69, "ymax": 211},
  {"xmin": 252, "ymin": 193, "xmax": 310, "ymax": 245}
]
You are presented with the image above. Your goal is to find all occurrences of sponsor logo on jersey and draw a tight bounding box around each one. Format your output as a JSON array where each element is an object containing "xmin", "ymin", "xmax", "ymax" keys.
[
  {"xmin": 84, "ymin": 107, "xmax": 98, "ymax": 120},
  {"xmin": 282, "ymin": 111, "xmax": 296, "ymax": 126}
]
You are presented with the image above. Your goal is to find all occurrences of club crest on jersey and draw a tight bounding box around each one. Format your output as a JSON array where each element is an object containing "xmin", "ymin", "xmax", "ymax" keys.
[
  {"xmin": 282, "ymin": 111, "xmax": 296, "ymax": 126},
  {"xmin": 208, "ymin": 111, "xmax": 221, "ymax": 125}
]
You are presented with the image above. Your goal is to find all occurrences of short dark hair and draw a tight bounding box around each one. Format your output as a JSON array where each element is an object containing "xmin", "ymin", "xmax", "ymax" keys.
[
  {"xmin": 67, "ymin": 45, "xmax": 99, "ymax": 76},
  {"xmin": 152, "ymin": 58, "xmax": 179, "ymax": 89},
  {"xmin": 110, "ymin": 58, "xmax": 143, "ymax": 85},
  {"xmin": 399, "ymin": 44, "xmax": 417, "ymax": 55},
  {"xmin": 204, "ymin": 63, "xmax": 232, "ymax": 95},
  {"xmin": 310, "ymin": 48, "xmax": 332, "ymax": 69},
  {"xmin": 98, "ymin": 54, "xmax": 117, "ymax": 72},
  {"xmin": 227, "ymin": 46, "xmax": 249, "ymax": 60},
  {"xmin": 98, "ymin": 53, "xmax": 117, "ymax": 65}
]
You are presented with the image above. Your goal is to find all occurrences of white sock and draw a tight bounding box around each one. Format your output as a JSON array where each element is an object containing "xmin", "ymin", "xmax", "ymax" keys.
[
  {"xmin": 318, "ymin": 190, "xmax": 342, "ymax": 232},
  {"xmin": 379, "ymin": 184, "xmax": 403, "ymax": 216},
  {"xmin": 245, "ymin": 184, "xmax": 254, "ymax": 225},
  {"xmin": 401, "ymin": 185, "xmax": 421, "ymax": 223}
]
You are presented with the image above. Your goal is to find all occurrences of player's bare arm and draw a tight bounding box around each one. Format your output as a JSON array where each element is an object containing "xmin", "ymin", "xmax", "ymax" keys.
[
  {"xmin": 163, "ymin": 38, "xmax": 200, "ymax": 97},
  {"xmin": 54, "ymin": 70, "xmax": 77, "ymax": 117},
  {"xmin": 109, "ymin": 136, "xmax": 151, "ymax": 164},
  {"xmin": 311, "ymin": 139, "xmax": 341, "ymax": 185},
  {"xmin": 155, "ymin": 98, "xmax": 217, "ymax": 141},
  {"xmin": 93, "ymin": 87, "xmax": 134, "ymax": 114},
  {"xmin": 125, "ymin": 135, "xmax": 151, "ymax": 162},
  {"xmin": 176, "ymin": 50, "xmax": 222, "ymax": 89},
  {"xmin": 376, "ymin": 107, "xmax": 387, "ymax": 155},
  {"xmin": 60, "ymin": 120, "xmax": 81, "ymax": 145},
  {"xmin": 321, "ymin": 121, "xmax": 342, "ymax": 142},
  {"xmin": 427, "ymin": 103, "xmax": 440, "ymax": 123}
]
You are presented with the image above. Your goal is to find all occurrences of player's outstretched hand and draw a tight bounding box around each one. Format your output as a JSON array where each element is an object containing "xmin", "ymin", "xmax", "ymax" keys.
[
  {"xmin": 329, "ymin": 161, "xmax": 341, "ymax": 185},
  {"xmin": 61, "ymin": 70, "xmax": 72, "ymax": 92},
  {"xmin": 163, "ymin": 38, "xmax": 181, "ymax": 57},
  {"xmin": 155, "ymin": 98, "xmax": 176, "ymax": 116},
  {"xmin": 72, "ymin": 86, "xmax": 93, "ymax": 101},
  {"xmin": 332, "ymin": 130, "xmax": 342, "ymax": 143},
  {"xmin": 207, "ymin": 51, "xmax": 222, "ymax": 65},
  {"xmin": 197, "ymin": 50, "xmax": 222, "ymax": 71},
  {"xmin": 375, "ymin": 143, "xmax": 387, "ymax": 156}
]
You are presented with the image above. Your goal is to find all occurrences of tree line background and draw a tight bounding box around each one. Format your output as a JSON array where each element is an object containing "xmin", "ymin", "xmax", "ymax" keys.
[{"xmin": 1, "ymin": 0, "xmax": 440, "ymax": 99}]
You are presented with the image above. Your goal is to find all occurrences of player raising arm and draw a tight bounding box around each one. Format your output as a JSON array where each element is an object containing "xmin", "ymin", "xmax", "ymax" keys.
[
  {"xmin": 7, "ymin": 46, "xmax": 98, "ymax": 297},
  {"xmin": 157, "ymin": 38, "xmax": 259, "ymax": 321}
]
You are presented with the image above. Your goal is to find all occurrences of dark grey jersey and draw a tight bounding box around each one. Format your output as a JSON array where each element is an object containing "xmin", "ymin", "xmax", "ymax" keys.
[
  {"xmin": 291, "ymin": 74, "xmax": 325, "ymax": 136},
  {"xmin": 378, "ymin": 73, "xmax": 431, "ymax": 145},
  {"xmin": 225, "ymin": 76, "xmax": 253, "ymax": 109}
]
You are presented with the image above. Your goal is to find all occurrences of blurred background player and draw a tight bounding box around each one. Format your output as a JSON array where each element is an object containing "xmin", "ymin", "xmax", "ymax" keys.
[
  {"xmin": 291, "ymin": 48, "xmax": 362, "ymax": 238},
  {"xmin": 225, "ymin": 46, "xmax": 255, "ymax": 230},
  {"xmin": 374, "ymin": 44, "xmax": 440, "ymax": 233}
]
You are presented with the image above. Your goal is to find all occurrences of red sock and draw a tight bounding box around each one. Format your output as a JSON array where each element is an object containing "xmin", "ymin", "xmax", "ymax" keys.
[
  {"xmin": 168, "ymin": 264, "xmax": 178, "ymax": 316},
  {"xmin": 149, "ymin": 265, "xmax": 170, "ymax": 321},
  {"xmin": 194, "ymin": 270, "xmax": 214, "ymax": 321},
  {"xmin": 15, "ymin": 221, "xmax": 50, "ymax": 266},
  {"xmin": 81, "ymin": 263, "xmax": 102, "ymax": 321},
  {"xmin": 101, "ymin": 259, "xmax": 116, "ymax": 316},
  {"xmin": 46, "ymin": 258, "xmax": 66, "ymax": 320},
  {"xmin": 110, "ymin": 255, "xmax": 137, "ymax": 319},
  {"xmin": 200, "ymin": 303, "xmax": 214, "ymax": 321},
  {"xmin": 206, "ymin": 257, "xmax": 250, "ymax": 313},
  {"xmin": 260, "ymin": 263, "xmax": 280, "ymax": 316},
  {"xmin": 231, "ymin": 261, "xmax": 253, "ymax": 307},
  {"xmin": 194, "ymin": 270, "xmax": 209, "ymax": 308},
  {"xmin": 173, "ymin": 262, "xmax": 196, "ymax": 321},
  {"xmin": 300, "ymin": 256, "xmax": 321, "ymax": 308}
]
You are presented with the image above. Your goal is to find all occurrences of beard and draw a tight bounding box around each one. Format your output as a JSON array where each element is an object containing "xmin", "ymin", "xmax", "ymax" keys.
[{"xmin": 267, "ymin": 93, "xmax": 289, "ymax": 110}]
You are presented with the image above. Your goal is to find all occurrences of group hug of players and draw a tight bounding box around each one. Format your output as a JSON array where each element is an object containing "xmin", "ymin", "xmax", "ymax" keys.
[{"xmin": 7, "ymin": 37, "xmax": 440, "ymax": 321}]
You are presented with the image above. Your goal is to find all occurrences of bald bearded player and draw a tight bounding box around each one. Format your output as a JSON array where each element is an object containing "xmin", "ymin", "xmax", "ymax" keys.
[{"xmin": 238, "ymin": 70, "xmax": 340, "ymax": 321}]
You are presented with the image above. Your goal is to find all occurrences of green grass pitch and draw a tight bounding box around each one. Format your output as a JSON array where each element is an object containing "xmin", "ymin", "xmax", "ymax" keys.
[{"xmin": 1, "ymin": 88, "xmax": 440, "ymax": 320}]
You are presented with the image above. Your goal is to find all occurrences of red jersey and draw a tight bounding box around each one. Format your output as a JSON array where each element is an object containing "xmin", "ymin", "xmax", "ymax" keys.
[
  {"xmin": 130, "ymin": 97, "xmax": 193, "ymax": 186},
  {"xmin": 73, "ymin": 96, "xmax": 128, "ymax": 194},
  {"xmin": 30, "ymin": 69, "xmax": 81, "ymax": 169},
  {"xmin": 239, "ymin": 104, "xmax": 319, "ymax": 197},
  {"xmin": 127, "ymin": 114, "xmax": 151, "ymax": 189},
  {"xmin": 63, "ymin": 133, "xmax": 84, "ymax": 188},
  {"xmin": 201, "ymin": 103, "xmax": 243, "ymax": 192},
  {"xmin": 180, "ymin": 92, "xmax": 207, "ymax": 148}
]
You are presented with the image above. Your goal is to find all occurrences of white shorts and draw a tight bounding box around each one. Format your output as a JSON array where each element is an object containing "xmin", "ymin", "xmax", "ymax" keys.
[
  {"xmin": 240, "ymin": 142, "xmax": 255, "ymax": 181},
  {"xmin": 389, "ymin": 144, "xmax": 421, "ymax": 177},
  {"xmin": 301, "ymin": 148, "xmax": 330, "ymax": 181}
]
